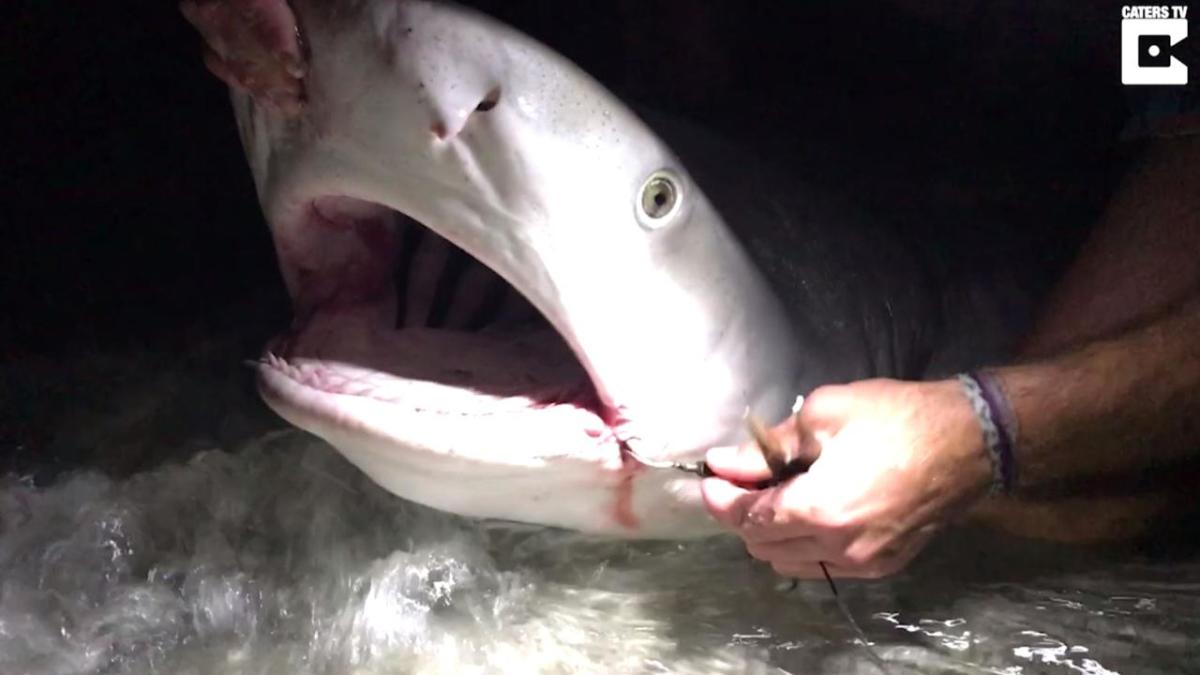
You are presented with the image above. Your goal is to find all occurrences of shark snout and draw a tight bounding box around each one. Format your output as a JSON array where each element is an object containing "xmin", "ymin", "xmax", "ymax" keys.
[{"xmin": 429, "ymin": 87, "xmax": 502, "ymax": 140}]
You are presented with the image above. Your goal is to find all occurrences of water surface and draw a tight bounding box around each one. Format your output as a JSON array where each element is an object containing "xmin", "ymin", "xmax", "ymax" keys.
[{"xmin": 3, "ymin": 429, "xmax": 1196, "ymax": 675}]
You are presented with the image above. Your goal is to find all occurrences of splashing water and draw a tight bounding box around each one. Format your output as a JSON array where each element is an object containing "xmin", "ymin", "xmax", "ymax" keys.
[{"xmin": 2, "ymin": 427, "xmax": 1199, "ymax": 674}]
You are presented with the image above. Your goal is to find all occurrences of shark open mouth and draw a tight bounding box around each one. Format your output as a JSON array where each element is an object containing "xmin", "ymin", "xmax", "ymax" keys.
[
  {"xmin": 255, "ymin": 195, "xmax": 624, "ymax": 469},
  {"xmin": 187, "ymin": 0, "xmax": 804, "ymax": 535}
]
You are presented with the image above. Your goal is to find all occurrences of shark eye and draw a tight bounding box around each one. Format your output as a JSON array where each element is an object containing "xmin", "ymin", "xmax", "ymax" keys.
[{"xmin": 637, "ymin": 170, "xmax": 681, "ymax": 227}]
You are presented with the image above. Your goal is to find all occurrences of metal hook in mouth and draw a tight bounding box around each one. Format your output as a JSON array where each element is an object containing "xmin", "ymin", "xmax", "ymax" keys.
[
  {"xmin": 620, "ymin": 444, "xmax": 675, "ymax": 470},
  {"xmin": 619, "ymin": 438, "xmax": 713, "ymax": 478},
  {"xmin": 618, "ymin": 400, "xmax": 812, "ymax": 482}
]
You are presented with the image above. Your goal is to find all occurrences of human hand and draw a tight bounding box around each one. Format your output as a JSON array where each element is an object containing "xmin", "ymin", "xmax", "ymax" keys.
[{"xmin": 701, "ymin": 379, "xmax": 993, "ymax": 578}]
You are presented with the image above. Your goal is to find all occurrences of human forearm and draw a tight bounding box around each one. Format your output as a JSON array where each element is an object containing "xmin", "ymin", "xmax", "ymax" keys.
[
  {"xmin": 992, "ymin": 291, "xmax": 1200, "ymax": 489},
  {"xmin": 1019, "ymin": 135, "xmax": 1200, "ymax": 358},
  {"xmin": 701, "ymin": 132, "xmax": 1200, "ymax": 568}
]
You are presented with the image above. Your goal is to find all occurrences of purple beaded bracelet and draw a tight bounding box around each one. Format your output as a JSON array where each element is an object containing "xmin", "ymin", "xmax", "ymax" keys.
[{"xmin": 956, "ymin": 370, "xmax": 1019, "ymax": 495}]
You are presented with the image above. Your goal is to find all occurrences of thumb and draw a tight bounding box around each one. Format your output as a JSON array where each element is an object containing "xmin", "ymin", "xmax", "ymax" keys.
[
  {"xmin": 706, "ymin": 410, "xmax": 810, "ymax": 482},
  {"xmin": 706, "ymin": 388, "xmax": 855, "ymax": 484},
  {"xmin": 704, "ymin": 441, "xmax": 773, "ymax": 482},
  {"xmin": 791, "ymin": 384, "xmax": 860, "ymax": 462}
]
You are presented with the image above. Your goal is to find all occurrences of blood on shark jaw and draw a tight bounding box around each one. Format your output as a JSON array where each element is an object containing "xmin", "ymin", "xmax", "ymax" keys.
[{"xmin": 252, "ymin": 193, "xmax": 658, "ymax": 513}]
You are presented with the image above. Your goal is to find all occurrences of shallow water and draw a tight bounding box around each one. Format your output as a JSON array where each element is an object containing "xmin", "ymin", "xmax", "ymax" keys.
[{"xmin": 2, "ymin": 428, "xmax": 1197, "ymax": 675}]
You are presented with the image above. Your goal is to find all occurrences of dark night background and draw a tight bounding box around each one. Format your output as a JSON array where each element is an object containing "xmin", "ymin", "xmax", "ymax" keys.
[{"xmin": 2, "ymin": 1, "xmax": 1140, "ymax": 477}]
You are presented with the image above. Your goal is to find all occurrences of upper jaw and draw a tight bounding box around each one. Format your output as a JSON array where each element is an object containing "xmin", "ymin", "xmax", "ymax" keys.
[
  {"xmin": 247, "ymin": 124, "xmax": 790, "ymax": 468},
  {"xmin": 234, "ymin": 5, "xmax": 801, "ymax": 465},
  {"xmin": 244, "ymin": 149, "xmax": 638, "ymax": 453},
  {"xmin": 251, "ymin": 228, "xmax": 623, "ymax": 469}
]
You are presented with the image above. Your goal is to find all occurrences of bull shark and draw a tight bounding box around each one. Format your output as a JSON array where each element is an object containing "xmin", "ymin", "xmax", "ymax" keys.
[{"xmin": 183, "ymin": 0, "xmax": 1033, "ymax": 538}]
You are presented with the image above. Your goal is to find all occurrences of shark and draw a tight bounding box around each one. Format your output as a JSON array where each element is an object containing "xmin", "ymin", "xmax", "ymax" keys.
[{"xmin": 181, "ymin": 0, "xmax": 1035, "ymax": 538}]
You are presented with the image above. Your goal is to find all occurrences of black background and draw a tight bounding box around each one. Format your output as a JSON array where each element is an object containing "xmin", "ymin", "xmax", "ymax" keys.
[{"xmin": 1, "ymin": 0, "xmax": 1136, "ymax": 352}]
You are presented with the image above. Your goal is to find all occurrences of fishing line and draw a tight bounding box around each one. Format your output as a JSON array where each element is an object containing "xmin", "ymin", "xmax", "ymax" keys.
[
  {"xmin": 743, "ymin": 404, "xmax": 895, "ymax": 671},
  {"xmin": 818, "ymin": 562, "xmax": 894, "ymax": 675}
]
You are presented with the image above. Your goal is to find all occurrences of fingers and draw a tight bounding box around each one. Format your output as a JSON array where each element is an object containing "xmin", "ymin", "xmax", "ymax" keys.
[
  {"xmin": 771, "ymin": 559, "xmax": 902, "ymax": 580},
  {"xmin": 700, "ymin": 477, "xmax": 800, "ymax": 543},
  {"xmin": 709, "ymin": 383, "xmax": 863, "ymax": 478},
  {"xmin": 747, "ymin": 536, "xmax": 825, "ymax": 564},
  {"xmin": 699, "ymin": 476, "xmax": 768, "ymax": 528},
  {"xmin": 704, "ymin": 394, "xmax": 834, "ymax": 482},
  {"xmin": 704, "ymin": 379, "xmax": 943, "ymax": 581},
  {"xmin": 756, "ymin": 541, "xmax": 912, "ymax": 579},
  {"xmin": 796, "ymin": 383, "xmax": 859, "ymax": 432},
  {"xmin": 700, "ymin": 475, "xmax": 822, "ymax": 543},
  {"xmin": 749, "ymin": 525, "xmax": 937, "ymax": 580},
  {"xmin": 765, "ymin": 562, "xmax": 830, "ymax": 579},
  {"xmin": 703, "ymin": 443, "xmax": 773, "ymax": 482}
]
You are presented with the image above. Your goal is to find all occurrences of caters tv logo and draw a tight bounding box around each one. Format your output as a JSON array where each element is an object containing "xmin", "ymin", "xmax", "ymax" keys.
[{"xmin": 1122, "ymin": 5, "xmax": 1190, "ymax": 84}]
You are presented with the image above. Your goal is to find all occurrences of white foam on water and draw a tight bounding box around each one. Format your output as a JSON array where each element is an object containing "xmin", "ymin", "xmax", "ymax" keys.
[
  {"xmin": 2, "ymin": 429, "xmax": 1198, "ymax": 674},
  {"xmin": 0, "ymin": 431, "xmax": 786, "ymax": 674}
]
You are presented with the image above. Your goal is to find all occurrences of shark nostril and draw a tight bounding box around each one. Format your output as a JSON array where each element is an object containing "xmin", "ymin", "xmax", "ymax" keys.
[
  {"xmin": 475, "ymin": 88, "xmax": 501, "ymax": 112},
  {"xmin": 431, "ymin": 88, "xmax": 501, "ymax": 140}
]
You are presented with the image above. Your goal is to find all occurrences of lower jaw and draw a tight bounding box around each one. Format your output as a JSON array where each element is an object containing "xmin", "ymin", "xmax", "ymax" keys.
[
  {"xmin": 256, "ymin": 345, "xmax": 615, "ymax": 451},
  {"xmin": 254, "ymin": 355, "xmax": 713, "ymax": 536}
]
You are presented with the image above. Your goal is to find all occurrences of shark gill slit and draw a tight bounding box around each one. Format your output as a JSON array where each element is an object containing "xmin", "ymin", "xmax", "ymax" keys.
[{"xmin": 392, "ymin": 216, "xmax": 427, "ymax": 329}]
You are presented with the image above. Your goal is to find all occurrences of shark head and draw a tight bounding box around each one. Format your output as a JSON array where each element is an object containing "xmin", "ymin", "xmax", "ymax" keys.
[{"xmin": 230, "ymin": 0, "xmax": 802, "ymax": 537}]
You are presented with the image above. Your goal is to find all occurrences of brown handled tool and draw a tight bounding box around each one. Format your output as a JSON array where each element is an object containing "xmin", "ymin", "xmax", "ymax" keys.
[
  {"xmin": 744, "ymin": 413, "xmax": 789, "ymax": 475},
  {"xmin": 744, "ymin": 412, "xmax": 810, "ymax": 488},
  {"xmin": 744, "ymin": 412, "xmax": 892, "ymax": 674}
]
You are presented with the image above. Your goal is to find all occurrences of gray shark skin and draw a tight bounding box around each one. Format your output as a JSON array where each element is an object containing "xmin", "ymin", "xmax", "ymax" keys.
[{"xmin": 222, "ymin": 0, "xmax": 1034, "ymax": 538}]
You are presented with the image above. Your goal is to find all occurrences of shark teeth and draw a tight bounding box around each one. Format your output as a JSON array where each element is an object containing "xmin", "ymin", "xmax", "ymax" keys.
[{"xmin": 254, "ymin": 350, "xmax": 597, "ymax": 418}]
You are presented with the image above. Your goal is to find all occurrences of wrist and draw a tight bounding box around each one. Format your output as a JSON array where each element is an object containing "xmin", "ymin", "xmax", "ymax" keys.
[
  {"xmin": 954, "ymin": 371, "xmax": 1020, "ymax": 495},
  {"xmin": 922, "ymin": 379, "xmax": 995, "ymax": 500}
]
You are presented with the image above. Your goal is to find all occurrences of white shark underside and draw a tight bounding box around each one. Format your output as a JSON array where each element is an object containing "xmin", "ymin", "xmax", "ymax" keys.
[{"xmin": 229, "ymin": 0, "xmax": 1034, "ymax": 538}]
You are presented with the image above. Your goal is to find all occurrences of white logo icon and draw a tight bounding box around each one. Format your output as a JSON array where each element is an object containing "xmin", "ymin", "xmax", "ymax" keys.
[{"xmin": 1122, "ymin": 7, "xmax": 1189, "ymax": 85}]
